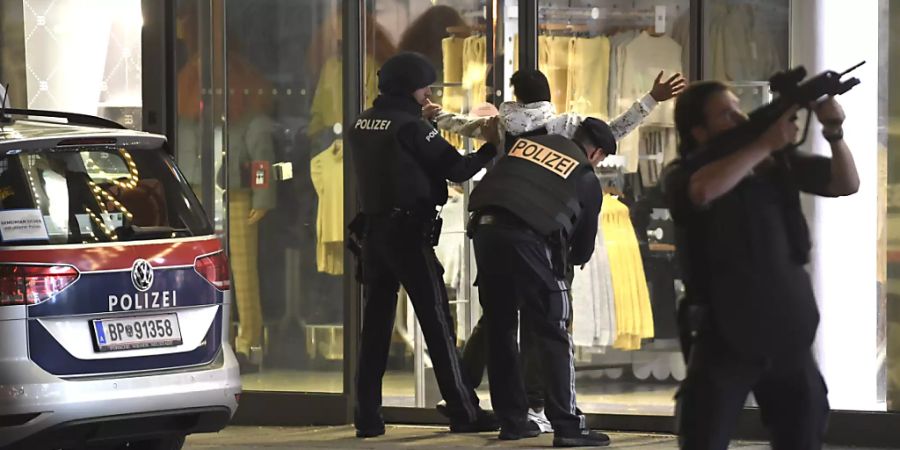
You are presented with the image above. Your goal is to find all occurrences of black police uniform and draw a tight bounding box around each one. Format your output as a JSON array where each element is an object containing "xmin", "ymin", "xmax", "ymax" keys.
[
  {"xmin": 461, "ymin": 126, "xmax": 567, "ymax": 417},
  {"xmin": 462, "ymin": 120, "xmax": 616, "ymax": 416},
  {"xmin": 468, "ymin": 134, "xmax": 607, "ymax": 445},
  {"xmin": 346, "ymin": 52, "xmax": 497, "ymax": 436},
  {"xmin": 460, "ymin": 124, "xmax": 551, "ymax": 409},
  {"xmin": 663, "ymin": 151, "xmax": 833, "ymax": 450}
]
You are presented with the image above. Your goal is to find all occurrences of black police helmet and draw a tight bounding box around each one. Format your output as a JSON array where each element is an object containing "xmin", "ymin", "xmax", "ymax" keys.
[
  {"xmin": 377, "ymin": 52, "xmax": 437, "ymax": 96},
  {"xmin": 579, "ymin": 117, "xmax": 617, "ymax": 155}
]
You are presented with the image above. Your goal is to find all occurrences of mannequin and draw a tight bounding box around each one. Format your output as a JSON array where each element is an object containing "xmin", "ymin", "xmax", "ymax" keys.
[{"xmin": 175, "ymin": 3, "xmax": 275, "ymax": 370}]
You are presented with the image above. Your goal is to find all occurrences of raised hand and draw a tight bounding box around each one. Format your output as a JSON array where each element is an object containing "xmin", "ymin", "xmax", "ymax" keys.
[{"xmin": 650, "ymin": 71, "xmax": 687, "ymax": 102}]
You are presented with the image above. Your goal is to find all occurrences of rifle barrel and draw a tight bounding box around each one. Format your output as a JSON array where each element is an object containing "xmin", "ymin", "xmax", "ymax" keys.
[{"xmin": 841, "ymin": 61, "xmax": 866, "ymax": 76}]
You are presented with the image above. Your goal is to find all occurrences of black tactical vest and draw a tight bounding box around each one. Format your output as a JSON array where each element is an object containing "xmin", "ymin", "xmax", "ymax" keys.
[
  {"xmin": 347, "ymin": 106, "xmax": 435, "ymax": 214},
  {"xmin": 503, "ymin": 126, "xmax": 547, "ymax": 154},
  {"xmin": 470, "ymin": 134, "xmax": 592, "ymax": 236}
]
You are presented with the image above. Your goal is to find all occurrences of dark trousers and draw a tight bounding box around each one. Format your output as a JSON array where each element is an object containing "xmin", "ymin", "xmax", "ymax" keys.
[
  {"xmin": 472, "ymin": 223, "xmax": 584, "ymax": 432},
  {"xmin": 462, "ymin": 315, "xmax": 546, "ymax": 410},
  {"xmin": 676, "ymin": 331, "xmax": 830, "ymax": 450},
  {"xmin": 355, "ymin": 217, "xmax": 480, "ymax": 429}
]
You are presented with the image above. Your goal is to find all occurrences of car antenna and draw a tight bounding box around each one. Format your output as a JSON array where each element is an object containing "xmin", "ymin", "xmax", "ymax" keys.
[{"xmin": 0, "ymin": 84, "xmax": 10, "ymax": 125}]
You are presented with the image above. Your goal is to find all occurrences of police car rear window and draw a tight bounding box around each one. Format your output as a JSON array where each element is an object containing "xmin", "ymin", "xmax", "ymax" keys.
[{"xmin": 0, "ymin": 146, "xmax": 212, "ymax": 245}]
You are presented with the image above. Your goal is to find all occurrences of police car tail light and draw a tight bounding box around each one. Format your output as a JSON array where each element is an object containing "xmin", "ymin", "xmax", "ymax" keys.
[
  {"xmin": 195, "ymin": 253, "xmax": 231, "ymax": 290},
  {"xmin": 0, "ymin": 265, "xmax": 79, "ymax": 306}
]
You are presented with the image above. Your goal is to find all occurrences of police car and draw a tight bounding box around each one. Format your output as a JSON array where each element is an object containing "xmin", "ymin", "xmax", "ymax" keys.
[{"xmin": 0, "ymin": 109, "xmax": 240, "ymax": 449}]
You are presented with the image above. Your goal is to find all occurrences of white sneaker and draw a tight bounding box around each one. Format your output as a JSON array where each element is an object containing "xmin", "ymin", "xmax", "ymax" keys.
[{"xmin": 527, "ymin": 408, "xmax": 553, "ymax": 433}]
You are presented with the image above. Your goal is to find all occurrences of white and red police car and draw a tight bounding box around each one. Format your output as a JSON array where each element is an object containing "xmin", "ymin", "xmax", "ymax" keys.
[{"xmin": 0, "ymin": 109, "xmax": 240, "ymax": 450}]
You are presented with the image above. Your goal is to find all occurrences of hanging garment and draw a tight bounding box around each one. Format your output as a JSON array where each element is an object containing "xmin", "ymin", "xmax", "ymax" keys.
[
  {"xmin": 545, "ymin": 35, "xmax": 573, "ymax": 114},
  {"xmin": 442, "ymin": 36, "xmax": 466, "ymax": 113},
  {"xmin": 440, "ymin": 36, "xmax": 468, "ymax": 149},
  {"xmin": 463, "ymin": 35, "xmax": 487, "ymax": 107},
  {"xmin": 566, "ymin": 36, "xmax": 611, "ymax": 120},
  {"xmin": 435, "ymin": 188, "xmax": 465, "ymax": 291},
  {"xmin": 310, "ymin": 139, "xmax": 345, "ymax": 275},
  {"xmin": 617, "ymin": 32, "xmax": 682, "ymax": 173},
  {"xmin": 572, "ymin": 206, "xmax": 617, "ymax": 348},
  {"xmin": 513, "ymin": 33, "xmax": 520, "ymax": 71},
  {"xmin": 308, "ymin": 55, "xmax": 379, "ymax": 138},
  {"xmin": 601, "ymin": 195, "xmax": 654, "ymax": 350},
  {"xmin": 715, "ymin": 4, "xmax": 781, "ymax": 82},
  {"xmin": 607, "ymin": 30, "xmax": 637, "ymax": 117},
  {"xmin": 434, "ymin": 189, "xmax": 467, "ymax": 337},
  {"xmin": 637, "ymin": 127, "xmax": 678, "ymax": 188},
  {"xmin": 671, "ymin": 11, "xmax": 692, "ymax": 78}
]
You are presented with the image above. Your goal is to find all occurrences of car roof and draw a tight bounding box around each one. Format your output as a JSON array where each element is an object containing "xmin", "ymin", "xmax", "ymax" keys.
[{"xmin": 0, "ymin": 116, "xmax": 166, "ymax": 150}]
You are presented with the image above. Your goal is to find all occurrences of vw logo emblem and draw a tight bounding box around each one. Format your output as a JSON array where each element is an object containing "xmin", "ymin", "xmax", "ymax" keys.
[{"xmin": 131, "ymin": 259, "xmax": 154, "ymax": 292}]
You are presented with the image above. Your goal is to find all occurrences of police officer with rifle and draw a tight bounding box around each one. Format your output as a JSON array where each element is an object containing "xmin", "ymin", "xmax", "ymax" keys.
[
  {"xmin": 662, "ymin": 63, "xmax": 863, "ymax": 449},
  {"xmin": 347, "ymin": 52, "xmax": 499, "ymax": 438}
]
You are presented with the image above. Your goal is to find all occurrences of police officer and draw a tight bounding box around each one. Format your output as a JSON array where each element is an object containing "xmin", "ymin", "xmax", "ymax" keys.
[
  {"xmin": 663, "ymin": 81, "xmax": 859, "ymax": 449},
  {"xmin": 346, "ymin": 52, "xmax": 499, "ymax": 438},
  {"xmin": 467, "ymin": 119, "xmax": 616, "ymax": 447}
]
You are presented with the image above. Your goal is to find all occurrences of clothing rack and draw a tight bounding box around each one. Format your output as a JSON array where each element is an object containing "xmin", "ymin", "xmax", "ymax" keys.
[
  {"xmin": 538, "ymin": 6, "xmax": 656, "ymax": 25},
  {"xmin": 724, "ymin": 0, "xmax": 789, "ymax": 12}
]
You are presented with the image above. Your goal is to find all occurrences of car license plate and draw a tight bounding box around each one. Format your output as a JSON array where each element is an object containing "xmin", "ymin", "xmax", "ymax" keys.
[{"xmin": 91, "ymin": 313, "xmax": 183, "ymax": 352}]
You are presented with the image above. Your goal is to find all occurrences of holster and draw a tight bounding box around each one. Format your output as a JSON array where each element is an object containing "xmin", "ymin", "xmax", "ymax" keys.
[
  {"xmin": 347, "ymin": 213, "xmax": 368, "ymax": 282},
  {"xmin": 676, "ymin": 295, "xmax": 708, "ymax": 364},
  {"xmin": 386, "ymin": 209, "xmax": 442, "ymax": 247},
  {"xmin": 547, "ymin": 230, "xmax": 569, "ymax": 280}
]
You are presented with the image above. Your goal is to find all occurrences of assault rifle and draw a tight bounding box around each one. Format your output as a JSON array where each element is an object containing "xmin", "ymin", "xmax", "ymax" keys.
[{"xmin": 683, "ymin": 62, "xmax": 865, "ymax": 171}]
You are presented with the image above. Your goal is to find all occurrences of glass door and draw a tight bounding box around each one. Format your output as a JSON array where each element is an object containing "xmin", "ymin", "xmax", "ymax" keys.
[
  {"xmin": 172, "ymin": 0, "xmax": 350, "ymax": 422},
  {"xmin": 534, "ymin": 0, "xmax": 692, "ymax": 416}
]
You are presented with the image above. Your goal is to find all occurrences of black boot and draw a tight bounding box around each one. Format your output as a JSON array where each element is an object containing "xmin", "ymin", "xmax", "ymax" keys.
[
  {"xmin": 354, "ymin": 410, "xmax": 386, "ymax": 438},
  {"xmin": 498, "ymin": 420, "xmax": 541, "ymax": 441},
  {"xmin": 449, "ymin": 409, "xmax": 500, "ymax": 433},
  {"xmin": 553, "ymin": 429, "xmax": 611, "ymax": 447},
  {"xmin": 355, "ymin": 425, "xmax": 386, "ymax": 438}
]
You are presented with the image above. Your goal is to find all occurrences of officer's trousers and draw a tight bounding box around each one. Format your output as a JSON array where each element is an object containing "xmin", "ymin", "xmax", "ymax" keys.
[
  {"xmin": 676, "ymin": 331, "xmax": 829, "ymax": 450},
  {"xmin": 472, "ymin": 222, "xmax": 585, "ymax": 433},
  {"xmin": 355, "ymin": 217, "xmax": 480, "ymax": 429},
  {"xmin": 462, "ymin": 314, "xmax": 546, "ymax": 410}
]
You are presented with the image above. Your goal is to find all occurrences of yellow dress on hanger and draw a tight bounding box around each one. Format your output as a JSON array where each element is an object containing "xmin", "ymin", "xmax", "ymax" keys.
[
  {"xmin": 310, "ymin": 140, "xmax": 345, "ymax": 275},
  {"xmin": 600, "ymin": 194, "xmax": 655, "ymax": 350},
  {"xmin": 538, "ymin": 35, "xmax": 573, "ymax": 114},
  {"xmin": 442, "ymin": 36, "xmax": 467, "ymax": 149},
  {"xmin": 566, "ymin": 36, "xmax": 611, "ymax": 120},
  {"xmin": 463, "ymin": 35, "xmax": 487, "ymax": 107}
]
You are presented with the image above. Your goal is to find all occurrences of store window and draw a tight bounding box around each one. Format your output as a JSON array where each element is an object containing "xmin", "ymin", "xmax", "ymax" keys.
[
  {"xmin": 703, "ymin": 0, "xmax": 789, "ymax": 111},
  {"xmin": 532, "ymin": 0, "xmax": 692, "ymax": 416},
  {"xmin": 174, "ymin": 0, "xmax": 345, "ymax": 393},
  {"xmin": 0, "ymin": 0, "xmax": 143, "ymax": 128}
]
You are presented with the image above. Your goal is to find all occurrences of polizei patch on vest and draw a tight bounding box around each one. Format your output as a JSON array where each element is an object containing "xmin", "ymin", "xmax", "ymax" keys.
[
  {"xmin": 355, "ymin": 118, "xmax": 392, "ymax": 130},
  {"xmin": 508, "ymin": 139, "xmax": 579, "ymax": 179}
]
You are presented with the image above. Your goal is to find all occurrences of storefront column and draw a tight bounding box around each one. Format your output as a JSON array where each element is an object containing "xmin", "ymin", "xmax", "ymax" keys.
[{"xmin": 793, "ymin": 0, "xmax": 882, "ymax": 411}]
